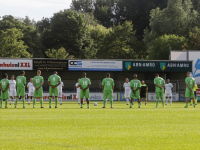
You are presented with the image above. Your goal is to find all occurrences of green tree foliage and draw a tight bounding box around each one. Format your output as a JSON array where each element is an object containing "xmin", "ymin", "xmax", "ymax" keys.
[
  {"xmin": 183, "ymin": 27, "xmax": 200, "ymax": 50},
  {"xmin": 97, "ymin": 21, "xmax": 145, "ymax": 59},
  {"xmin": 45, "ymin": 47, "xmax": 73, "ymax": 59},
  {"xmin": 0, "ymin": 28, "xmax": 31, "ymax": 58},
  {"xmin": 148, "ymin": 34, "xmax": 186, "ymax": 60}
]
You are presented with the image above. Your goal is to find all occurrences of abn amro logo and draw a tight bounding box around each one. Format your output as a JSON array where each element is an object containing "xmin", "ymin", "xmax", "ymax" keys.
[
  {"xmin": 160, "ymin": 62, "xmax": 166, "ymax": 71},
  {"xmin": 125, "ymin": 62, "xmax": 131, "ymax": 70}
]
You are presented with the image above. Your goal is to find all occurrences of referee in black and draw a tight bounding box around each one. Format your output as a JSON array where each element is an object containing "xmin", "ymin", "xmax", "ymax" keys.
[{"xmin": 140, "ymin": 80, "xmax": 148, "ymax": 105}]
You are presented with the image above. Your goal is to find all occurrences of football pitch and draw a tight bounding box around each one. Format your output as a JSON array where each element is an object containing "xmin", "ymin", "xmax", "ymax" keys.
[{"xmin": 0, "ymin": 101, "xmax": 200, "ymax": 150}]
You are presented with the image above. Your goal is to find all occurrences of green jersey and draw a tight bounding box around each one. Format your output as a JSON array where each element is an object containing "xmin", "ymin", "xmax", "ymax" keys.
[
  {"xmin": 102, "ymin": 78, "xmax": 115, "ymax": 91},
  {"xmin": 48, "ymin": 74, "xmax": 61, "ymax": 86},
  {"xmin": 78, "ymin": 78, "xmax": 91, "ymax": 89},
  {"xmin": 33, "ymin": 76, "xmax": 44, "ymax": 88},
  {"xmin": 130, "ymin": 79, "xmax": 141, "ymax": 91},
  {"xmin": 0, "ymin": 78, "xmax": 9, "ymax": 90},
  {"xmin": 185, "ymin": 77, "xmax": 195, "ymax": 92},
  {"xmin": 154, "ymin": 77, "xmax": 165, "ymax": 92},
  {"xmin": 16, "ymin": 76, "xmax": 26, "ymax": 87}
]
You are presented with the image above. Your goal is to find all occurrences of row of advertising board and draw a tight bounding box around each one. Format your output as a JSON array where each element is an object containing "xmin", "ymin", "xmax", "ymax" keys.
[{"xmin": 0, "ymin": 59, "xmax": 193, "ymax": 72}]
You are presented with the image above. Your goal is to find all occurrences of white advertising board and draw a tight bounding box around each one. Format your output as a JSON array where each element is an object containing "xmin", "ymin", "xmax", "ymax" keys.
[
  {"xmin": 68, "ymin": 60, "xmax": 123, "ymax": 71},
  {"xmin": 148, "ymin": 93, "xmax": 179, "ymax": 102},
  {"xmin": 0, "ymin": 59, "xmax": 33, "ymax": 70}
]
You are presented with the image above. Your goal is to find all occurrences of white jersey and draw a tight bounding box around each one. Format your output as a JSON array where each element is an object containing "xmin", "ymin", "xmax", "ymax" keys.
[
  {"xmin": 27, "ymin": 82, "xmax": 35, "ymax": 92},
  {"xmin": 123, "ymin": 82, "xmax": 131, "ymax": 92},
  {"xmin": 9, "ymin": 80, "xmax": 16, "ymax": 90},
  {"xmin": 76, "ymin": 83, "xmax": 80, "ymax": 93},
  {"xmin": 58, "ymin": 81, "xmax": 64, "ymax": 91},
  {"xmin": 165, "ymin": 83, "xmax": 173, "ymax": 93}
]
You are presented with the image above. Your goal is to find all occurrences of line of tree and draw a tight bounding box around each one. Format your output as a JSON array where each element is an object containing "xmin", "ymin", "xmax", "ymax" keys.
[{"xmin": 0, "ymin": 0, "xmax": 200, "ymax": 59}]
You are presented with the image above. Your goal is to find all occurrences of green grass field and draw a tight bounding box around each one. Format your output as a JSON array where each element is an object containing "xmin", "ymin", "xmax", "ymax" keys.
[{"xmin": 0, "ymin": 101, "xmax": 200, "ymax": 150}]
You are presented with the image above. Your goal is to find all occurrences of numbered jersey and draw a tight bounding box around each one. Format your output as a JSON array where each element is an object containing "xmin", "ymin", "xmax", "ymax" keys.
[
  {"xmin": 154, "ymin": 77, "xmax": 165, "ymax": 92},
  {"xmin": 102, "ymin": 78, "xmax": 115, "ymax": 91},
  {"xmin": 48, "ymin": 74, "xmax": 61, "ymax": 86},
  {"xmin": 0, "ymin": 78, "xmax": 9, "ymax": 90},
  {"xmin": 130, "ymin": 79, "xmax": 141, "ymax": 91},
  {"xmin": 16, "ymin": 76, "xmax": 26, "ymax": 87},
  {"xmin": 185, "ymin": 77, "xmax": 195, "ymax": 92},
  {"xmin": 78, "ymin": 78, "xmax": 91, "ymax": 89},
  {"xmin": 33, "ymin": 75, "xmax": 44, "ymax": 88}
]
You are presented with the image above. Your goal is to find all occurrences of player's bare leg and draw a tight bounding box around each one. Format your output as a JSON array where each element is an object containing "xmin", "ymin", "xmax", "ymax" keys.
[
  {"xmin": 80, "ymin": 98, "xmax": 84, "ymax": 108},
  {"xmin": 55, "ymin": 96, "xmax": 58, "ymax": 108},
  {"xmin": 49, "ymin": 96, "xmax": 52, "ymax": 108},
  {"xmin": 130, "ymin": 98, "xmax": 133, "ymax": 108},
  {"xmin": 138, "ymin": 98, "xmax": 140, "ymax": 108},
  {"xmin": 165, "ymin": 96, "xmax": 168, "ymax": 105}
]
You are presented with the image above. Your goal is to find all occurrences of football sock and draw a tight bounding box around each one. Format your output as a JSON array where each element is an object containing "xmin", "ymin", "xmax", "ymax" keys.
[
  {"xmin": 186, "ymin": 103, "xmax": 188, "ymax": 107},
  {"xmin": 55, "ymin": 97, "xmax": 58, "ymax": 107},
  {"xmin": 81, "ymin": 104, "xmax": 83, "ymax": 107},
  {"xmin": 40, "ymin": 98, "xmax": 43, "ymax": 107},
  {"xmin": 191, "ymin": 99, "xmax": 193, "ymax": 105},
  {"xmin": 110, "ymin": 99, "xmax": 113, "ymax": 107},
  {"xmin": 14, "ymin": 99, "xmax": 16, "ymax": 105},
  {"xmin": 103, "ymin": 99, "xmax": 106, "ymax": 107},
  {"xmin": 166, "ymin": 98, "xmax": 168, "ymax": 104},
  {"xmin": 59, "ymin": 98, "xmax": 62, "ymax": 104},
  {"xmin": 170, "ymin": 98, "xmax": 172, "ymax": 105},
  {"xmin": 126, "ymin": 99, "xmax": 129, "ymax": 104},
  {"xmin": 0, "ymin": 100, "xmax": 2, "ymax": 108},
  {"xmin": 33, "ymin": 98, "xmax": 36, "ymax": 107},
  {"xmin": 195, "ymin": 98, "xmax": 197, "ymax": 104},
  {"xmin": 49, "ymin": 97, "xmax": 52, "ymax": 107},
  {"xmin": 156, "ymin": 98, "xmax": 159, "ymax": 107},
  {"xmin": 5, "ymin": 100, "xmax": 8, "ymax": 108},
  {"xmin": 9, "ymin": 98, "xmax": 11, "ymax": 104},
  {"xmin": 130, "ymin": 102, "xmax": 132, "ymax": 108},
  {"xmin": 28, "ymin": 99, "xmax": 31, "ymax": 104},
  {"xmin": 138, "ymin": 103, "xmax": 140, "ymax": 108},
  {"xmin": 161, "ymin": 98, "xmax": 164, "ymax": 107},
  {"xmin": 87, "ymin": 103, "xmax": 89, "ymax": 108},
  {"xmin": 15, "ymin": 98, "xmax": 18, "ymax": 106},
  {"xmin": 22, "ymin": 98, "xmax": 25, "ymax": 107},
  {"xmin": 78, "ymin": 99, "xmax": 80, "ymax": 103},
  {"xmin": 194, "ymin": 104, "xmax": 196, "ymax": 108}
]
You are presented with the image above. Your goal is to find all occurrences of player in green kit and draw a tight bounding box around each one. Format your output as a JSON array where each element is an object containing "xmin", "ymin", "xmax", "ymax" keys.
[
  {"xmin": 154, "ymin": 74, "xmax": 165, "ymax": 108},
  {"xmin": 130, "ymin": 74, "xmax": 141, "ymax": 108},
  {"xmin": 185, "ymin": 72, "xmax": 196, "ymax": 108},
  {"xmin": 102, "ymin": 73, "xmax": 115, "ymax": 108},
  {"xmin": 48, "ymin": 71, "xmax": 61, "ymax": 108},
  {"xmin": 0, "ymin": 74, "xmax": 10, "ymax": 108},
  {"xmin": 15, "ymin": 71, "xmax": 26, "ymax": 108},
  {"xmin": 78, "ymin": 72, "xmax": 91, "ymax": 108},
  {"xmin": 33, "ymin": 70, "xmax": 44, "ymax": 108}
]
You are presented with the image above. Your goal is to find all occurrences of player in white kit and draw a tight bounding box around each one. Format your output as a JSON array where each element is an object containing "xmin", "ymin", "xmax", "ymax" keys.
[
  {"xmin": 76, "ymin": 79, "xmax": 81, "ymax": 104},
  {"xmin": 9, "ymin": 75, "xmax": 16, "ymax": 105},
  {"xmin": 123, "ymin": 78, "xmax": 131, "ymax": 105},
  {"xmin": 58, "ymin": 81, "xmax": 64, "ymax": 105},
  {"xmin": 165, "ymin": 79, "xmax": 173, "ymax": 105},
  {"xmin": 27, "ymin": 78, "xmax": 35, "ymax": 105}
]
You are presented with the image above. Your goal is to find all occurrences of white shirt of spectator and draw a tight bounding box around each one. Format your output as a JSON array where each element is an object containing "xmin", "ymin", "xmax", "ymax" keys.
[
  {"xmin": 76, "ymin": 83, "xmax": 80, "ymax": 93},
  {"xmin": 123, "ymin": 82, "xmax": 131, "ymax": 92},
  {"xmin": 9, "ymin": 80, "xmax": 16, "ymax": 90},
  {"xmin": 27, "ymin": 82, "xmax": 35, "ymax": 92},
  {"xmin": 58, "ymin": 81, "xmax": 64, "ymax": 91},
  {"xmin": 165, "ymin": 83, "xmax": 173, "ymax": 93}
]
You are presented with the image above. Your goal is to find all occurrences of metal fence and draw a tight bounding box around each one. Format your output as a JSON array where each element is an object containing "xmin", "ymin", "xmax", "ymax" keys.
[{"xmin": 31, "ymin": 80, "xmax": 187, "ymax": 93}]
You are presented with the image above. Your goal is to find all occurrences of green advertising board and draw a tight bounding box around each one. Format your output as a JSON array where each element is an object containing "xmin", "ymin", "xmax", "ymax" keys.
[{"xmin": 123, "ymin": 61, "xmax": 193, "ymax": 72}]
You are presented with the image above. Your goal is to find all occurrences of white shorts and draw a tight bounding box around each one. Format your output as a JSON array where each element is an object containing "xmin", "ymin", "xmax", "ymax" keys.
[
  {"xmin": 165, "ymin": 92, "xmax": 172, "ymax": 97},
  {"xmin": 9, "ymin": 90, "xmax": 16, "ymax": 97},
  {"xmin": 28, "ymin": 91, "xmax": 34, "ymax": 97},
  {"xmin": 124, "ymin": 91, "xmax": 131, "ymax": 99},
  {"xmin": 76, "ymin": 92, "xmax": 80, "ymax": 99},
  {"xmin": 58, "ymin": 91, "xmax": 62, "ymax": 97}
]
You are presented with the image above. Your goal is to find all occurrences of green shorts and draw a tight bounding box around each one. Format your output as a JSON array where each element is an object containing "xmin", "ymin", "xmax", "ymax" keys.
[
  {"xmin": 17, "ymin": 87, "xmax": 25, "ymax": 97},
  {"xmin": 185, "ymin": 91, "xmax": 195, "ymax": 98},
  {"xmin": 34, "ymin": 88, "xmax": 43, "ymax": 98},
  {"xmin": 49, "ymin": 87, "xmax": 58, "ymax": 97},
  {"xmin": 80, "ymin": 89, "xmax": 89, "ymax": 99},
  {"xmin": 131, "ymin": 91, "xmax": 140, "ymax": 99},
  {"xmin": 1, "ymin": 90, "xmax": 9, "ymax": 100},
  {"xmin": 103, "ymin": 90, "xmax": 113, "ymax": 99},
  {"xmin": 156, "ymin": 91, "xmax": 164, "ymax": 98}
]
